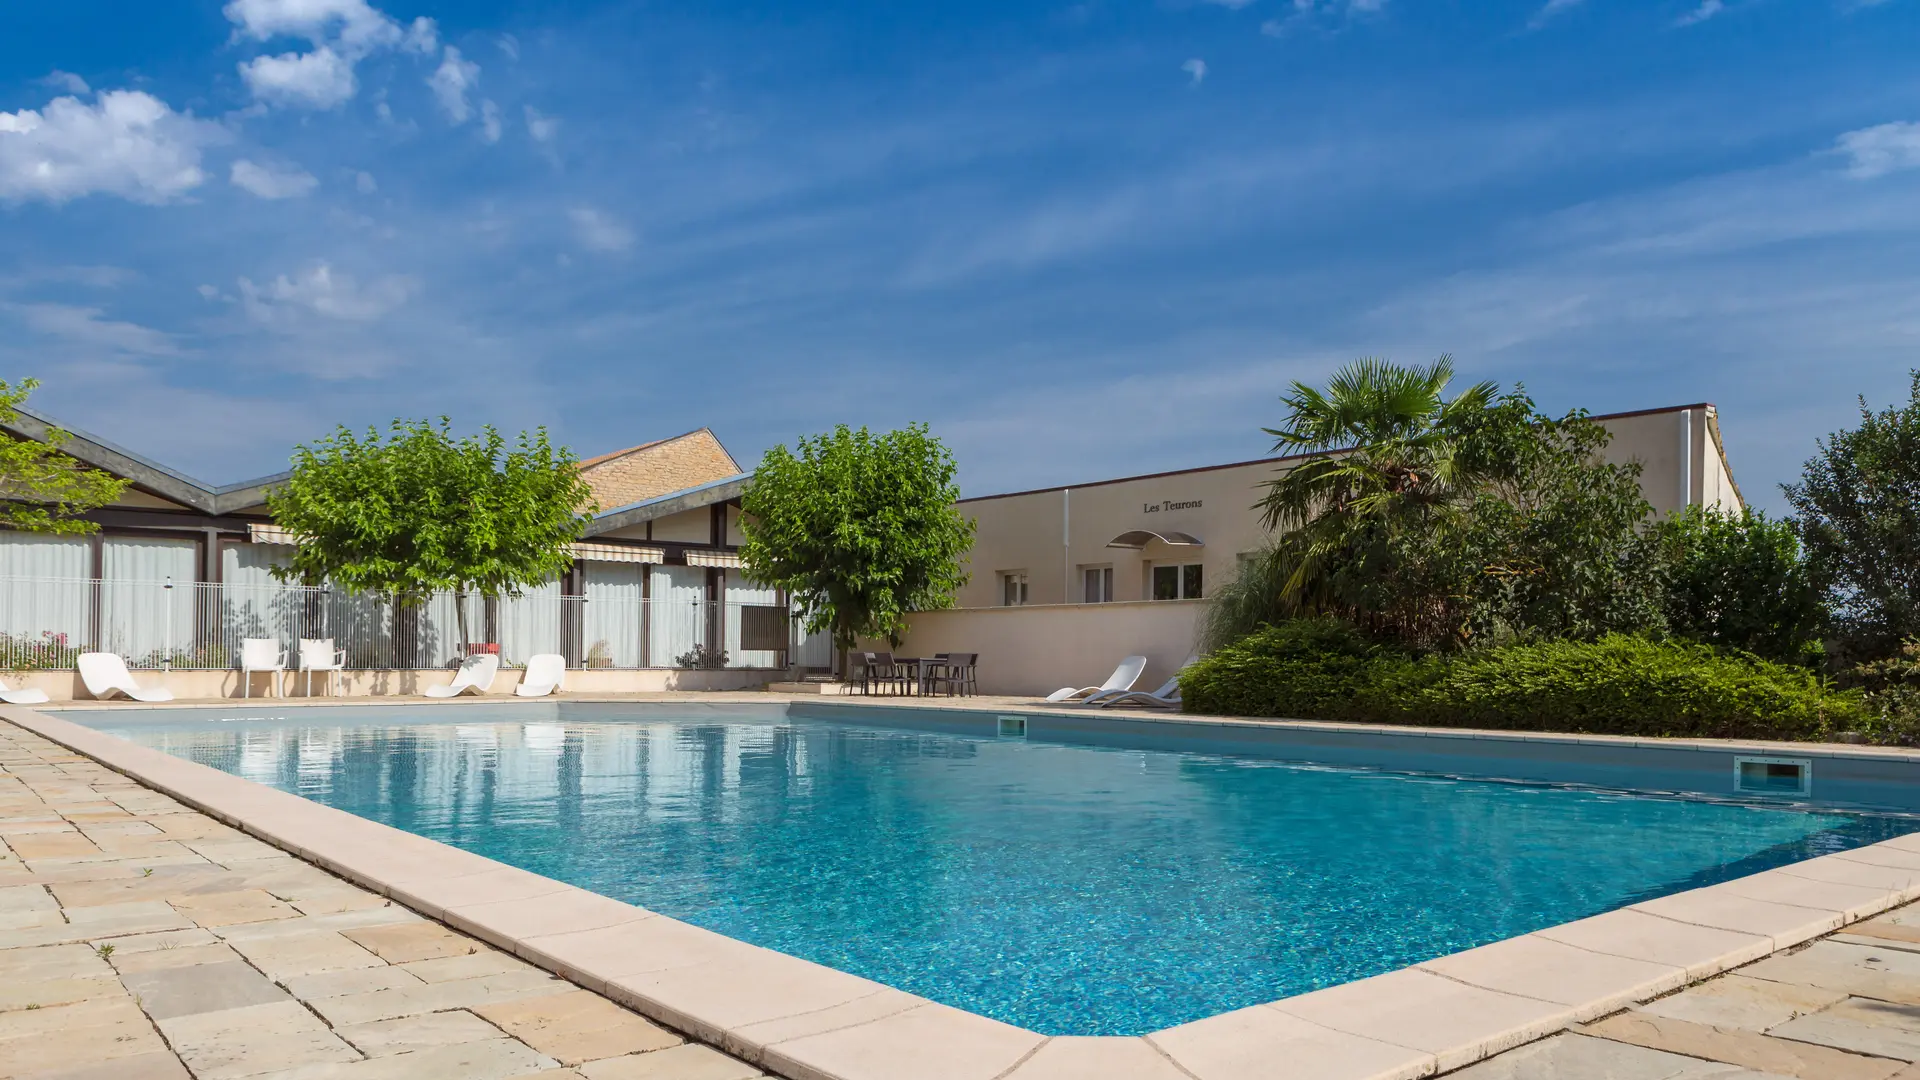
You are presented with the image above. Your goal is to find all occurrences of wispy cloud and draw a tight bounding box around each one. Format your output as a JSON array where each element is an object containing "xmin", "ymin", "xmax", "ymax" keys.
[
  {"xmin": 1527, "ymin": 0, "xmax": 1584, "ymax": 30},
  {"xmin": 1835, "ymin": 121, "xmax": 1920, "ymax": 178},
  {"xmin": 1182, "ymin": 58, "xmax": 1208, "ymax": 86},
  {"xmin": 1675, "ymin": 0, "xmax": 1725, "ymax": 27},
  {"xmin": 570, "ymin": 207, "xmax": 634, "ymax": 252},
  {"xmin": 230, "ymin": 159, "xmax": 318, "ymax": 198},
  {"xmin": 38, "ymin": 70, "xmax": 89, "ymax": 94},
  {"xmin": 237, "ymin": 263, "xmax": 417, "ymax": 322},
  {"xmin": 9, "ymin": 302, "xmax": 181, "ymax": 356},
  {"xmin": 225, "ymin": 0, "xmax": 437, "ymax": 109}
]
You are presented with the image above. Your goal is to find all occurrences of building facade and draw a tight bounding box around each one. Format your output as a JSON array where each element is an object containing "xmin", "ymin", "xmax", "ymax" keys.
[
  {"xmin": 951, "ymin": 403, "xmax": 1742, "ymax": 610},
  {"xmin": 0, "ymin": 411, "xmax": 832, "ymax": 673}
]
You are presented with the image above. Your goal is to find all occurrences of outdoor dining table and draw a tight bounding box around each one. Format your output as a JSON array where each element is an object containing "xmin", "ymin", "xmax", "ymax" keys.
[{"xmin": 889, "ymin": 657, "xmax": 944, "ymax": 696}]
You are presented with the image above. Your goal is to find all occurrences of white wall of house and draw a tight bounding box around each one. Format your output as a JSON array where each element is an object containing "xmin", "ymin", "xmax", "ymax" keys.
[{"xmin": 879, "ymin": 599, "xmax": 1206, "ymax": 697}]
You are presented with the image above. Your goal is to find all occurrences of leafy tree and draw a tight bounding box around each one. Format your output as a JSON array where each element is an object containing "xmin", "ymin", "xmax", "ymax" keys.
[
  {"xmin": 1238, "ymin": 357, "xmax": 1659, "ymax": 650},
  {"xmin": 1784, "ymin": 371, "xmax": 1920, "ymax": 663},
  {"xmin": 1651, "ymin": 506, "xmax": 1822, "ymax": 665},
  {"xmin": 267, "ymin": 419, "xmax": 594, "ymax": 654},
  {"xmin": 739, "ymin": 424, "xmax": 974, "ymax": 671},
  {"xmin": 0, "ymin": 378, "xmax": 128, "ymax": 534}
]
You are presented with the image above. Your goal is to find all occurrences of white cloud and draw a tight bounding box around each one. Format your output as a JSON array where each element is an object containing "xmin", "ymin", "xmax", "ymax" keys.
[
  {"xmin": 225, "ymin": 0, "xmax": 435, "ymax": 108},
  {"xmin": 0, "ymin": 91, "xmax": 220, "ymax": 205},
  {"xmin": 1836, "ymin": 122, "xmax": 1920, "ymax": 179},
  {"xmin": 480, "ymin": 99, "xmax": 502, "ymax": 143},
  {"xmin": 524, "ymin": 106, "xmax": 558, "ymax": 143},
  {"xmin": 1182, "ymin": 58, "xmax": 1208, "ymax": 85},
  {"xmin": 570, "ymin": 207, "xmax": 634, "ymax": 252},
  {"xmin": 39, "ymin": 71, "xmax": 89, "ymax": 94},
  {"xmin": 239, "ymin": 47, "xmax": 356, "ymax": 108},
  {"xmin": 238, "ymin": 262, "xmax": 416, "ymax": 322},
  {"xmin": 10, "ymin": 302, "xmax": 180, "ymax": 356},
  {"xmin": 1527, "ymin": 0, "xmax": 1583, "ymax": 29},
  {"xmin": 230, "ymin": 158, "xmax": 318, "ymax": 198},
  {"xmin": 1676, "ymin": 0, "xmax": 1724, "ymax": 26},
  {"xmin": 429, "ymin": 46, "xmax": 480, "ymax": 124},
  {"xmin": 355, "ymin": 170, "xmax": 377, "ymax": 193},
  {"xmin": 222, "ymin": 0, "xmax": 433, "ymax": 54},
  {"xmin": 498, "ymin": 33, "xmax": 520, "ymax": 61}
]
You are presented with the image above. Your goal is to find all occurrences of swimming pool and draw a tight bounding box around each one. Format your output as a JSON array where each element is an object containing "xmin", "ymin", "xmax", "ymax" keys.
[{"xmin": 79, "ymin": 703, "xmax": 1919, "ymax": 1036}]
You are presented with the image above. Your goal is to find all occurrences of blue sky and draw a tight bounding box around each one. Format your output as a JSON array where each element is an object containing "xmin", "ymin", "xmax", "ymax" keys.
[{"xmin": 3, "ymin": 0, "xmax": 1917, "ymax": 510}]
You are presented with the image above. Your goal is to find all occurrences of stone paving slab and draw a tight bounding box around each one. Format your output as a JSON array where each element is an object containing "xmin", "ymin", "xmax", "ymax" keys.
[{"xmin": 0, "ymin": 721, "xmax": 768, "ymax": 1080}]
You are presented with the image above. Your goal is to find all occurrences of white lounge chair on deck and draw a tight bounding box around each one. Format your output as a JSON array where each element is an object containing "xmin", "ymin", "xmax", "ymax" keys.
[
  {"xmin": 1085, "ymin": 656, "xmax": 1199, "ymax": 709},
  {"xmin": 297, "ymin": 638, "xmax": 347, "ymax": 697},
  {"xmin": 77, "ymin": 653, "xmax": 175, "ymax": 703},
  {"xmin": 1045, "ymin": 655, "xmax": 1146, "ymax": 702},
  {"xmin": 0, "ymin": 680, "xmax": 49, "ymax": 705},
  {"xmin": 514, "ymin": 654, "xmax": 566, "ymax": 698},
  {"xmin": 426, "ymin": 653, "xmax": 500, "ymax": 698},
  {"xmin": 239, "ymin": 638, "xmax": 286, "ymax": 699}
]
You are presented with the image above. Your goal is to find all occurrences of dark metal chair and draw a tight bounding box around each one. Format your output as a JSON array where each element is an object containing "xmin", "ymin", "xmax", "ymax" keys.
[
  {"xmin": 928, "ymin": 652, "xmax": 977, "ymax": 697},
  {"xmin": 860, "ymin": 652, "xmax": 906, "ymax": 695}
]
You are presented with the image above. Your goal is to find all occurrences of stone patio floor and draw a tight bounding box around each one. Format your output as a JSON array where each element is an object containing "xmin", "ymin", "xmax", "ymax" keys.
[
  {"xmin": 0, "ymin": 720, "xmax": 762, "ymax": 1080},
  {"xmin": 15, "ymin": 714, "xmax": 1920, "ymax": 1080}
]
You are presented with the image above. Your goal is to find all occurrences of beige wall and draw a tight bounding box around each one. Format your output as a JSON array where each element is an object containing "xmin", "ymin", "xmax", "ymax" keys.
[
  {"xmin": 955, "ymin": 404, "xmax": 1742, "ymax": 611},
  {"xmin": 880, "ymin": 599, "xmax": 1205, "ymax": 697},
  {"xmin": 11, "ymin": 665, "xmax": 781, "ymax": 703},
  {"xmin": 596, "ymin": 506, "xmax": 714, "ymax": 544}
]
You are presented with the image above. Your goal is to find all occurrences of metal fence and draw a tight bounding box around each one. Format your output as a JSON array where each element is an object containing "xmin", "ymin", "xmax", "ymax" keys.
[{"xmin": 0, "ymin": 576, "xmax": 829, "ymax": 671}]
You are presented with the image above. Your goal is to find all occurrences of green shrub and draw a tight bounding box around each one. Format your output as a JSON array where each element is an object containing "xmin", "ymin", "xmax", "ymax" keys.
[
  {"xmin": 1182, "ymin": 620, "xmax": 1865, "ymax": 742},
  {"xmin": 1180, "ymin": 618, "xmax": 1397, "ymax": 721}
]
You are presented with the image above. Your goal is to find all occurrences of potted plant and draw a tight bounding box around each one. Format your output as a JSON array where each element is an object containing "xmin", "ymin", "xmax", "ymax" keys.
[{"xmin": 586, "ymin": 640, "xmax": 613, "ymax": 669}]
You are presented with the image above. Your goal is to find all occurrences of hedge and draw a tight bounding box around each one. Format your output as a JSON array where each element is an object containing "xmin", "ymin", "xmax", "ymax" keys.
[{"xmin": 1180, "ymin": 620, "xmax": 1866, "ymax": 742}]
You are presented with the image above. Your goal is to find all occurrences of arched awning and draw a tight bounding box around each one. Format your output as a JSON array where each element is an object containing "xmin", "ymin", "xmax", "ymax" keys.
[{"xmin": 1106, "ymin": 530, "xmax": 1204, "ymax": 550}]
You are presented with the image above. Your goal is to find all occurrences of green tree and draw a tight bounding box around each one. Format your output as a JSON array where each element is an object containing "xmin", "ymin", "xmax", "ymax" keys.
[
  {"xmin": 1239, "ymin": 357, "xmax": 1659, "ymax": 650},
  {"xmin": 0, "ymin": 378, "xmax": 128, "ymax": 534},
  {"xmin": 267, "ymin": 419, "xmax": 594, "ymax": 654},
  {"xmin": 1784, "ymin": 371, "xmax": 1920, "ymax": 663},
  {"xmin": 739, "ymin": 424, "xmax": 974, "ymax": 671},
  {"xmin": 1650, "ymin": 506, "xmax": 1822, "ymax": 665}
]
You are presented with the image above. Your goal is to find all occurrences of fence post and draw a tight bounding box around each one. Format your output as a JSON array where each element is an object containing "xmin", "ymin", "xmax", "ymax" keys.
[{"xmin": 163, "ymin": 576, "xmax": 174, "ymax": 671}]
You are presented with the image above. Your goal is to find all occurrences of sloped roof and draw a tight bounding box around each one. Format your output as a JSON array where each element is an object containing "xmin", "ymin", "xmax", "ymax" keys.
[
  {"xmin": 576, "ymin": 428, "xmax": 742, "ymax": 513},
  {"xmin": 0, "ymin": 406, "xmax": 285, "ymax": 516}
]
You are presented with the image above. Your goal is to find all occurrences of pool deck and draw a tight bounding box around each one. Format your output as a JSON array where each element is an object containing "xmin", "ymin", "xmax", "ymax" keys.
[{"xmin": 9, "ymin": 697, "xmax": 1920, "ymax": 1080}]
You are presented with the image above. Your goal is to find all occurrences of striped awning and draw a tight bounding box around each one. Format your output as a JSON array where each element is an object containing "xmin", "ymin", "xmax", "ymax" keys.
[
  {"xmin": 251, "ymin": 526, "xmax": 665, "ymax": 566},
  {"xmin": 248, "ymin": 523, "xmax": 300, "ymax": 545},
  {"xmin": 682, "ymin": 549, "xmax": 744, "ymax": 568},
  {"xmin": 574, "ymin": 542, "xmax": 664, "ymax": 565}
]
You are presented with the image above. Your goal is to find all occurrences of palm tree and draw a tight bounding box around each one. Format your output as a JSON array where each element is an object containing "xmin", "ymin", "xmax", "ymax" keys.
[{"xmin": 1251, "ymin": 356, "xmax": 1500, "ymax": 640}]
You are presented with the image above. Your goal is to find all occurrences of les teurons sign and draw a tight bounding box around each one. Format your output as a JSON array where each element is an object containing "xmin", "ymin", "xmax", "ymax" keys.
[{"xmin": 1142, "ymin": 499, "xmax": 1202, "ymax": 514}]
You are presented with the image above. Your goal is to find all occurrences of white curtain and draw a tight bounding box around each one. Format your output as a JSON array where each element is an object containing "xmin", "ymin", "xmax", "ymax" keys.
[
  {"xmin": 219, "ymin": 542, "xmax": 299, "ymax": 647},
  {"xmin": 497, "ymin": 580, "xmax": 563, "ymax": 667},
  {"xmin": 0, "ymin": 533, "xmax": 92, "ymax": 655},
  {"xmin": 649, "ymin": 566, "xmax": 707, "ymax": 667},
  {"xmin": 725, "ymin": 578, "xmax": 780, "ymax": 668},
  {"xmin": 99, "ymin": 537, "xmax": 198, "ymax": 664},
  {"xmin": 583, "ymin": 563, "xmax": 645, "ymax": 667}
]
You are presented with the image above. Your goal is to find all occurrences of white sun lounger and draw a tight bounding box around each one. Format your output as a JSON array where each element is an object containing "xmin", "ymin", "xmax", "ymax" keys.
[
  {"xmin": 426, "ymin": 653, "xmax": 500, "ymax": 698},
  {"xmin": 514, "ymin": 654, "xmax": 566, "ymax": 698},
  {"xmin": 77, "ymin": 653, "xmax": 176, "ymax": 703},
  {"xmin": 1084, "ymin": 656, "xmax": 1199, "ymax": 709},
  {"xmin": 0, "ymin": 680, "xmax": 49, "ymax": 705},
  {"xmin": 1045, "ymin": 655, "xmax": 1147, "ymax": 702}
]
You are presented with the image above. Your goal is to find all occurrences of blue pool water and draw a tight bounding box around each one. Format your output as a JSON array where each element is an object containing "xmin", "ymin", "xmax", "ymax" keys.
[{"xmin": 91, "ymin": 708, "xmax": 1917, "ymax": 1035}]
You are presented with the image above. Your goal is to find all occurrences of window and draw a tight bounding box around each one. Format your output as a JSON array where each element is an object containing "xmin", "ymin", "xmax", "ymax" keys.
[
  {"xmin": 1082, "ymin": 566, "xmax": 1113, "ymax": 603},
  {"xmin": 1152, "ymin": 563, "xmax": 1203, "ymax": 600},
  {"xmin": 1001, "ymin": 572, "xmax": 1029, "ymax": 607}
]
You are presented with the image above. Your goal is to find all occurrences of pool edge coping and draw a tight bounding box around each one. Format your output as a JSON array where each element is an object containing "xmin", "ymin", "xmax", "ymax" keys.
[{"xmin": 6, "ymin": 701, "xmax": 1919, "ymax": 1080}]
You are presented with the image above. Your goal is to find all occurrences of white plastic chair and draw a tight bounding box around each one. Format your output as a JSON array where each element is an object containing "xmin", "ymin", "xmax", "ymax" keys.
[
  {"xmin": 1085, "ymin": 656, "xmax": 1200, "ymax": 709},
  {"xmin": 297, "ymin": 638, "xmax": 347, "ymax": 697},
  {"xmin": 1045, "ymin": 655, "xmax": 1147, "ymax": 702},
  {"xmin": 426, "ymin": 653, "xmax": 500, "ymax": 698},
  {"xmin": 77, "ymin": 653, "xmax": 175, "ymax": 703},
  {"xmin": 0, "ymin": 679, "xmax": 49, "ymax": 705},
  {"xmin": 514, "ymin": 654, "xmax": 566, "ymax": 698},
  {"xmin": 239, "ymin": 638, "xmax": 286, "ymax": 699}
]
